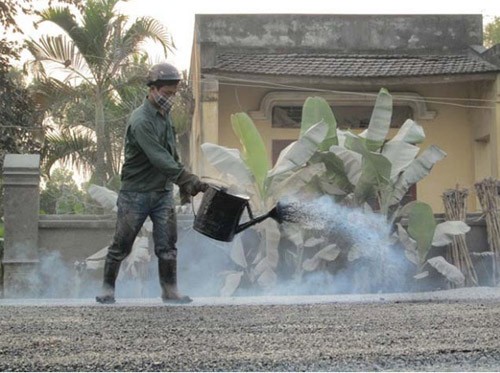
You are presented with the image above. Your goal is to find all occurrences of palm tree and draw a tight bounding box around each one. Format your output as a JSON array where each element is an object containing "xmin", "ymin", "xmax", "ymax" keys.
[
  {"xmin": 25, "ymin": 0, "xmax": 173, "ymax": 185},
  {"xmin": 33, "ymin": 56, "xmax": 150, "ymax": 185}
]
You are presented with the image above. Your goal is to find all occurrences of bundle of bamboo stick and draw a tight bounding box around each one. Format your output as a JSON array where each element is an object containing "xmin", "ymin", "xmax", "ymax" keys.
[
  {"xmin": 442, "ymin": 187, "xmax": 478, "ymax": 287},
  {"xmin": 474, "ymin": 177, "xmax": 500, "ymax": 284}
]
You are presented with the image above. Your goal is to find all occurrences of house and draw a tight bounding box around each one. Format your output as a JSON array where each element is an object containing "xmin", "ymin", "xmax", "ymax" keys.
[{"xmin": 188, "ymin": 14, "xmax": 500, "ymax": 213}]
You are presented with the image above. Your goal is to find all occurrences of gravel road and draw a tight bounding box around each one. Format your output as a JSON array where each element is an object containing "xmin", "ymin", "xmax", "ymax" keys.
[{"xmin": 1, "ymin": 295, "xmax": 500, "ymax": 372}]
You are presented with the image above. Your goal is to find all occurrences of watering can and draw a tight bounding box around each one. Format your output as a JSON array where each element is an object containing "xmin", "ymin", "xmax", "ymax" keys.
[{"xmin": 193, "ymin": 185, "xmax": 282, "ymax": 242}]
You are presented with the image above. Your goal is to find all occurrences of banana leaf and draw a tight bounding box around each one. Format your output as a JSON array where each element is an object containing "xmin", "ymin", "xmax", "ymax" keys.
[
  {"xmin": 302, "ymin": 244, "xmax": 340, "ymax": 271},
  {"xmin": 328, "ymin": 146, "xmax": 362, "ymax": 186},
  {"xmin": 301, "ymin": 96, "xmax": 338, "ymax": 150},
  {"xmin": 391, "ymin": 119, "xmax": 425, "ymax": 144},
  {"xmin": 356, "ymin": 158, "xmax": 392, "ymax": 205},
  {"xmin": 220, "ymin": 271, "xmax": 244, "ymax": 296},
  {"xmin": 257, "ymin": 266, "xmax": 278, "ymax": 288},
  {"xmin": 344, "ymin": 133, "xmax": 391, "ymax": 204},
  {"xmin": 263, "ymin": 220, "xmax": 281, "ymax": 268},
  {"xmin": 231, "ymin": 112, "xmax": 270, "ymax": 195},
  {"xmin": 229, "ymin": 236, "xmax": 248, "ymax": 268},
  {"xmin": 406, "ymin": 201, "xmax": 436, "ymax": 267},
  {"xmin": 336, "ymin": 128, "xmax": 351, "ymax": 147},
  {"xmin": 239, "ymin": 216, "xmax": 280, "ymax": 293},
  {"xmin": 432, "ymin": 221, "xmax": 471, "ymax": 246},
  {"xmin": 396, "ymin": 223, "xmax": 419, "ymax": 266},
  {"xmin": 347, "ymin": 244, "xmax": 363, "ymax": 262},
  {"xmin": 201, "ymin": 143, "xmax": 254, "ymax": 185},
  {"xmin": 389, "ymin": 145, "xmax": 447, "ymax": 206},
  {"xmin": 269, "ymin": 162, "xmax": 326, "ymax": 200},
  {"xmin": 358, "ymin": 88, "xmax": 392, "ymax": 151},
  {"xmin": 427, "ymin": 256, "xmax": 465, "ymax": 286},
  {"xmin": 268, "ymin": 120, "xmax": 328, "ymax": 178},
  {"xmin": 381, "ymin": 141, "xmax": 420, "ymax": 180}
]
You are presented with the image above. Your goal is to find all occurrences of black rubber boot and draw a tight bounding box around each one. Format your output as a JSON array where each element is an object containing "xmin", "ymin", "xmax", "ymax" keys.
[
  {"xmin": 159, "ymin": 259, "xmax": 192, "ymax": 304},
  {"xmin": 96, "ymin": 260, "xmax": 121, "ymax": 304}
]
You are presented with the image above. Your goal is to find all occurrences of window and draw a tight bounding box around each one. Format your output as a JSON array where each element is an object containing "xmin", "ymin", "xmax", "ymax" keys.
[
  {"xmin": 248, "ymin": 91, "xmax": 436, "ymax": 124},
  {"xmin": 272, "ymin": 105, "xmax": 413, "ymax": 129},
  {"xmin": 272, "ymin": 139, "xmax": 294, "ymax": 165}
]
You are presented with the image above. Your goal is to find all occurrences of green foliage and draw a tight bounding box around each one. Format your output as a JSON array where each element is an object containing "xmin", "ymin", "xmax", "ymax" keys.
[
  {"xmin": 305, "ymin": 89, "xmax": 446, "ymax": 216},
  {"xmin": 202, "ymin": 116, "xmax": 327, "ymax": 293},
  {"xmin": 204, "ymin": 116, "xmax": 327, "ymax": 208},
  {"xmin": 484, "ymin": 16, "xmax": 500, "ymax": 48},
  {"xmin": 231, "ymin": 113, "xmax": 271, "ymax": 198},
  {"xmin": 362, "ymin": 88, "xmax": 392, "ymax": 151},
  {"xmin": 299, "ymin": 90, "xmax": 469, "ymax": 286},
  {"xmin": 170, "ymin": 70, "xmax": 194, "ymax": 165},
  {"xmin": 0, "ymin": 66, "xmax": 44, "ymax": 171},
  {"xmin": 204, "ymin": 88, "xmax": 462, "ymax": 293},
  {"xmin": 0, "ymin": 0, "xmax": 85, "ymax": 35},
  {"xmin": 405, "ymin": 201, "xmax": 437, "ymax": 266},
  {"xmin": 300, "ymin": 97, "xmax": 338, "ymax": 150},
  {"xmin": 170, "ymin": 70, "xmax": 194, "ymax": 135},
  {"xmin": 26, "ymin": 0, "xmax": 173, "ymax": 185},
  {"xmin": 39, "ymin": 168, "xmax": 86, "ymax": 214},
  {"xmin": 0, "ymin": 60, "xmax": 44, "ymax": 218}
]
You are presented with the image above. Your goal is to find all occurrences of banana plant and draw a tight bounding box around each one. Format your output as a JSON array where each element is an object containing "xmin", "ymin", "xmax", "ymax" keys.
[
  {"xmin": 300, "ymin": 89, "xmax": 445, "ymax": 214},
  {"xmin": 396, "ymin": 201, "xmax": 470, "ymax": 287},
  {"xmin": 201, "ymin": 112, "xmax": 328, "ymax": 294},
  {"xmin": 289, "ymin": 88, "xmax": 471, "ymax": 289}
]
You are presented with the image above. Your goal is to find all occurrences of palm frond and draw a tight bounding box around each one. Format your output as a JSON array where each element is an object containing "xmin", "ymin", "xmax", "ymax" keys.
[
  {"xmin": 78, "ymin": 0, "xmax": 113, "ymax": 64},
  {"xmin": 25, "ymin": 36, "xmax": 91, "ymax": 84},
  {"xmin": 37, "ymin": 7, "xmax": 80, "ymax": 35},
  {"xmin": 41, "ymin": 128, "xmax": 96, "ymax": 176},
  {"xmin": 31, "ymin": 76, "xmax": 79, "ymax": 111},
  {"xmin": 122, "ymin": 17, "xmax": 174, "ymax": 57}
]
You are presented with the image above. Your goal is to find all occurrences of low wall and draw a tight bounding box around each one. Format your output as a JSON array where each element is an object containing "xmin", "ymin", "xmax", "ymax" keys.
[{"xmin": 38, "ymin": 214, "xmax": 116, "ymax": 264}]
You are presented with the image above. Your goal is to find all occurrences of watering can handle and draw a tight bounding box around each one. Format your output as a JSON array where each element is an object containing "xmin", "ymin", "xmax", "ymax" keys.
[
  {"xmin": 189, "ymin": 182, "xmax": 215, "ymax": 218},
  {"xmin": 200, "ymin": 176, "xmax": 230, "ymax": 188},
  {"xmin": 245, "ymin": 202, "xmax": 254, "ymax": 220},
  {"xmin": 191, "ymin": 200, "xmax": 197, "ymax": 219},
  {"xmin": 188, "ymin": 177, "xmax": 215, "ymax": 219}
]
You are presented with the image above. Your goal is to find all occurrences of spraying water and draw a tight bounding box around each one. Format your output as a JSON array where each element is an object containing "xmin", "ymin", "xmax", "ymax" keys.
[
  {"xmin": 7, "ymin": 194, "xmax": 412, "ymax": 299},
  {"xmin": 270, "ymin": 195, "xmax": 411, "ymax": 295}
]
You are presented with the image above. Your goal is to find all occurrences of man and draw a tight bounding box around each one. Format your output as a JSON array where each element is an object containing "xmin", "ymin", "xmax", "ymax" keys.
[{"xmin": 96, "ymin": 62, "xmax": 208, "ymax": 304}]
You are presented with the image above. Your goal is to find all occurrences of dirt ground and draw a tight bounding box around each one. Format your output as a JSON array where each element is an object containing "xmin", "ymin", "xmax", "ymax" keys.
[{"xmin": 1, "ymin": 296, "xmax": 500, "ymax": 371}]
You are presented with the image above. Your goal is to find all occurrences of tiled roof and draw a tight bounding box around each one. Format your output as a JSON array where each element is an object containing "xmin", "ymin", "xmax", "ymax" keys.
[{"xmin": 206, "ymin": 53, "xmax": 500, "ymax": 78}]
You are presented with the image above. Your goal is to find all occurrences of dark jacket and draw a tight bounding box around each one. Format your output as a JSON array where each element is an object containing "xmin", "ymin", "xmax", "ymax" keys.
[{"xmin": 120, "ymin": 98, "xmax": 183, "ymax": 191}]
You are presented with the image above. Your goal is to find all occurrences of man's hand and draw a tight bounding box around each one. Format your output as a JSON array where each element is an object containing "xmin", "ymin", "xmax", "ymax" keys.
[
  {"xmin": 176, "ymin": 169, "xmax": 209, "ymax": 196},
  {"xmin": 179, "ymin": 189, "xmax": 191, "ymax": 205}
]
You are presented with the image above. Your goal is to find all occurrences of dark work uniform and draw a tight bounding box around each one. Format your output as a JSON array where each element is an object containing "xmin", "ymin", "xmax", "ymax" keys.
[{"xmin": 107, "ymin": 97, "xmax": 184, "ymax": 264}]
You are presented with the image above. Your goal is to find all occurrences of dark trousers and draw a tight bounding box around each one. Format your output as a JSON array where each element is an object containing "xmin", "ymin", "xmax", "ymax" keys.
[{"xmin": 106, "ymin": 190, "xmax": 177, "ymax": 264}]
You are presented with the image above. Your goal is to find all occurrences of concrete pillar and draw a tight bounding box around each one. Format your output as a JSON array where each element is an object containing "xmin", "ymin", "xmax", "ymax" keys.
[
  {"xmin": 2, "ymin": 154, "xmax": 40, "ymax": 298},
  {"xmin": 201, "ymin": 76, "xmax": 219, "ymax": 144},
  {"xmin": 495, "ymin": 76, "xmax": 500, "ymax": 178},
  {"xmin": 194, "ymin": 76, "xmax": 219, "ymax": 176}
]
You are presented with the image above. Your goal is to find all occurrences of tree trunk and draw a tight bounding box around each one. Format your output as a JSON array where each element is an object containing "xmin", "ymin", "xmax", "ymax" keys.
[
  {"xmin": 104, "ymin": 123, "xmax": 115, "ymax": 177},
  {"xmin": 94, "ymin": 90, "xmax": 107, "ymax": 185},
  {"xmin": 177, "ymin": 131, "xmax": 190, "ymax": 166}
]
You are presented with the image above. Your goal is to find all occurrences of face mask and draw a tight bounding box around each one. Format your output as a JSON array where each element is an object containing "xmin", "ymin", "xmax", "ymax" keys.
[{"xmin": 153, "ymin": 91, "xmax": 176, "ymax": 113}]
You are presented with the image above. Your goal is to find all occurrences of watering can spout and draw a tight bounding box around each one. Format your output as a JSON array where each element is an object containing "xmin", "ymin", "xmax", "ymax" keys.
[{"xmin": 235, "ymin": 205, "xmax": 282, "ymax": 234}]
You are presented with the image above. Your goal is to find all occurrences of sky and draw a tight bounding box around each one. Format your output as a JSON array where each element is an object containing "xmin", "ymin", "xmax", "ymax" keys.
[{"xmin": 113, "ymin": 0, "xmax": 500, "ymax": 71}]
